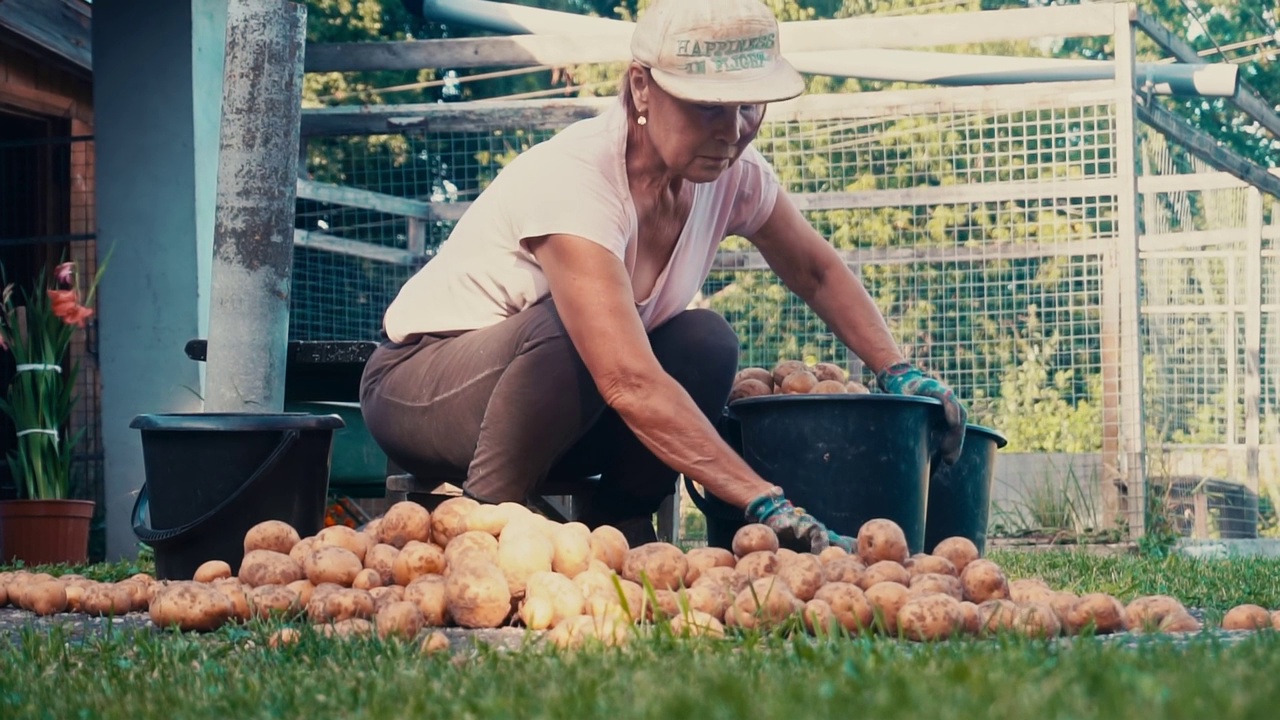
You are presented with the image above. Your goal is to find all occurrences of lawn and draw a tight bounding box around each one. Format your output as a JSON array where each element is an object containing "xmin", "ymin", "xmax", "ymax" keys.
[{"xmin": 4, "ymin": 549, "xmax": 1280, "ymax": 719}]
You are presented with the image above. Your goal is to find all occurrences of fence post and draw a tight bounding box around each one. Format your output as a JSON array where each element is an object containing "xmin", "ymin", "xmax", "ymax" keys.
[
  {"xmin": 1100, "ymin": 3, "xmax": 1147, "ymax": 537},
  {"xmin": 1244, "ymin": 187, "xmax": 1263, "ymax": 509},
  {"xmin": 204, "ymin": 0, "xmax": 307, "ymax": 413}
]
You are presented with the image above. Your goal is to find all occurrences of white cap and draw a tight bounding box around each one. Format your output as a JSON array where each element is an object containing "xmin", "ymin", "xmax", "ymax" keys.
[{"xmin": 630, "ymin": 0, "xmax": 804, "ymax": 105}]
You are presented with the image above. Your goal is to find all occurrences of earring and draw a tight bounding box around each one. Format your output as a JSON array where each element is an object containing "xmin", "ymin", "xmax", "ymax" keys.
[{"xmin": 636, "ymin": 115, "xmax": 647, "ymax": 126}]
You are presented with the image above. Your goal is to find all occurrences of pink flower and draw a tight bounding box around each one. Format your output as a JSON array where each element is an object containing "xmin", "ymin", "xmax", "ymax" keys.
[
  {"xmin": 54, "ymin": 262, "xmax": 75, "ymax": 287},
  {"xmin": 48, "ymin": 289, "xmax": 95, "ymax": 328}
]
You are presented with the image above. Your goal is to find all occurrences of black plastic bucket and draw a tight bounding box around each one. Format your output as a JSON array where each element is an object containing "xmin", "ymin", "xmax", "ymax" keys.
[
  {"xmin": 924, "ymin": 424, "xmax": 1008, "ymax": 555},
  {"xmin": 130, "ymin": 412, "xmax": 345, "ymax": 580},
  {"xmin": 691, "ymin": 394, "xmax": 945, "ymax": 554}
]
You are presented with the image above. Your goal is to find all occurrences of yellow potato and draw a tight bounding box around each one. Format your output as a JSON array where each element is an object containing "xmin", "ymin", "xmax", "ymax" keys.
[
  {"xmin": 551, "ymin": 522, "xmax": 594, "ymax": 578},
  {"xmin": 378, "ymin": 501, "xmax": 433, "ymax": 549},
  {"xmin": 321, "ymin": 618, "xmax": 374, "ymax": 638},
  {"xmin": 856, "ymin": 519, "xmax": 910, "ymax": 565},
  {"xmin": 735, "ymin": 551, "xmax": 780, "ymax": 582},
  {"xmin": 905, "ymin": 554, "xmax": 957, "ymax": 578},
  {"xmin": 959, "ymin": 559, "xmax": 1010, "ymax": 603},
  {"xmin": 931, "ymin": 536, "xmax": 980, "ymax": 573},
  {"xmin": 811, "ymin": 379, "xmax": 848, "ymax": 394},
  {"xmin": 776, "ymin": 554, "xmax": 826, "ymax": 602},
  {"xmin": 729, "ymin": 379, "xmax": 773, "ymax": 402},
  {"xmin": 691, "ymin": 566, "xmax": 746, "ymax": 595},
  {"xmin": 620, "ymin": 543, "xmax": 688, "ymax": 591},
  {"xmin": 26, "ymin": 581, "xmax": 68, "ymax": 616},
  {"xmin": 1065, "ymin": 593, "xmax": 1126, "ymax": 635},
  {"xmin": 248, "ymin": 585, "xmax": 301, "ymax": 620},
  {"xmin": 239, "ymin": 550, "xmax": 304, "ymax": 588},
  {"xmin": 863, "ymin": 581, "xmax": 910, "ymax": 635},
  {"xmin": 734, "ymin": 367, "xmax": 774, "ymax": 390},
  {"xmin": 977, "ymin": 599, "xmax": 1020, "ymax": 634},
  {"xmin": 212, "ymin": 579, "xmax": 252, "ymax": 622},
  {"xmin": 363, "ymin": 543, "xmax": 400, "ymax": 586},
  {"xmin": 392, "ymin": 540, "xmax": 447, "ymax": 586},
  {"xmin": 243, "ymin": 520, "xmax": 301, "ymax": 556},
  {"xmin": 289, "ymin": 536, "xmax": 318, "ymax": 568},
  {"xmin": 817, "ymin": 546, "xmax": 849, "ymax": 564},
  {"xmin": 957, "ymin": 600, "xmax": 981, "ymax": 636},
  {"xmin": 1125, "ymin": 595, "xmax": 1187, "ymax": 632},
  {"xmin": 1221, "ymin": 603, "xmax": 1271, "ymax": 631},
  {"xmin": 897, "ymin": 593, "xmax": 964, "ymax": 642},
  {"xmin": 444, "ymin": 530, "xmax": 500, "ymax": 570},
  {"xmin": 304, "ymin": 546, "xmax": 364, "ymax": 587},
  {"xmin": 812, "ymin": 362, "xmax": 847, "ymax": 383},
  {"xmin": 683, "ymin": 547, "xmax": 736, "ymax": 586},
  {"xmin": 79, "ymin": 582, "xmax": 134, "ymax": 617},
  {"xmin": 420, "ymin": 630, "xmax": 451, "ymax": 655},
  {"xmin": 771, "ymin": 360, "xmax": 809, "ymax": 388},
  {"xmin": 858, "ymin": 560, "xmax": 911, "ymax": 590},
  {"xmin": 822, "ymin": 556, "xmax": 866, "ymax": 586},
  {"xmin": 908, "ymin": 573, "xmax": 963, "ymax": 601},
  {"xmin": 497, "ymin": 528, "xmax": 555, "ymax": 596},
  {"xmin": 310, "ymin": 588, "xmax": 376, "ymax": 623},
  {"xmin": 376, "ymin": 600, "xmax": 426, "ymax": 641},
  {"xmin": 732, "ymin": 523, "xmax": 779, "ymax": 558},
  {"xmin": 268, "ymin": 628, "xmax": 301, "ymax": 648},
  {"xmin": 813, "ymin": 582, "xmax": 875, "ymax": 634},
  {"xmin": 802, "ymin": 598, "xmax": 838, "ymax": 636},
  {"xmin": 316, "ymin": 525, "xmax": 370, "ymax": 564},
  {"xmin": 370, "ymin": 584, "xmax": 406, "ymax": 613},
  {"xmin": 519, "ymin": 571, "xmax": 586, "ymax": 630},
  {"xmin": 680, "ymin": 584, "xmax": 732, "ymax": 623},
  {"xmin": 352, "ymin": 568, "xmax": 382, "ymax": 591},
  {"xmin": 1008, "ymin": 578, "xmax": 1054, "ymax": 605},
  {"xmin": 463, "ymin": 504, "xmax": 511, "ymax": 537},
  {"xmin": 287, "ymin": 579, "xmax": 315, "ymax": 607},
  {"xmin": 431, "ymin": 497, "xmax": 480, "ymax": 547},
  {"xmin": 1012, "ymin": 602, "xmax": 1062, "ymax": 638},
  {"xmin": 669, "ymin": 609, "xmax": 726, "ymax": 639},
  {"xmin": 588, "ymin": 525, "xmax": 630, "ymax": 572},
  {"xmin": 444, "ymin": 560, "xmax": 511, "ymax": 628},
  {"xmin": 149, "ymin": 582, "xmax": 235, "ymax": 632},
  {"xmin": 780, "ymin": 371, "xmax": 819, "ymax": 394},
  {"xmin": 1157, "ymin": 611, "xmax": 1202, "ymax": 633},
  {"xmin": 732, "ymin": 577, "xmax": 801, "ymax": 630},
  {"xmin": 193, "ymin": 560, "xmax": 233, "ymax": 584}
]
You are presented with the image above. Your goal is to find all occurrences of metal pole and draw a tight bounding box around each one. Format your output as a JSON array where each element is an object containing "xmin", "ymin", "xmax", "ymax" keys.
[
  {"xmin": 204, "ymin": 0, "xmax": 307, "ymax": 413},
  {"xmin": 1243, "ymin": 188, "xmax": 1263, "ymax": 513}
]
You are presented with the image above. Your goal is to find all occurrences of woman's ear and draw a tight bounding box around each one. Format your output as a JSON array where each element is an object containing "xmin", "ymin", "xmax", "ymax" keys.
[{"xmin": 628, "ymin": 64, "xmax": 651, "ymax": 114}]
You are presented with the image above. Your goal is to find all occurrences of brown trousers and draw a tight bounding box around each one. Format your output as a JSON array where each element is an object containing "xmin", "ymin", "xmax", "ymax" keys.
[{"xmin": 359, "ymin": 298, "xmax": 740, "ymax": 531}]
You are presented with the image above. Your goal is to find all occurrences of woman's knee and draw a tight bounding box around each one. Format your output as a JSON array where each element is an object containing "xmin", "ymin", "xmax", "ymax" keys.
[{"xmin": 652, "ymin": 309, "xmax": 740, "ymax": 373}]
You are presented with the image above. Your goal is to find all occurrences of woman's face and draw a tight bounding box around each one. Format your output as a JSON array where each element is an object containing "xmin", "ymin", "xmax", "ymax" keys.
[{"xmin": 632, "ymin": 69, "xmax": 765, "ymax": 183}]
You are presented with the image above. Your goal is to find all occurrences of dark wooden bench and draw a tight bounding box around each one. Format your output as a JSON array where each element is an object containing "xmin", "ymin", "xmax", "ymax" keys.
[{"xmin": 182, "ymin": 339, "xmax": 675, "ymax": 534}]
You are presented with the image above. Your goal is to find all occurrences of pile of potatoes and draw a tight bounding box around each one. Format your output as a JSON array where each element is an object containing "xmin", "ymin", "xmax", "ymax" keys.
[
  {"xmin": 729, "ymin": 360, "xmax": 870, "ymax": 402},
  {"xmin": 5, "ymin": 503, "xmax": 1280, "ymax": 646}
]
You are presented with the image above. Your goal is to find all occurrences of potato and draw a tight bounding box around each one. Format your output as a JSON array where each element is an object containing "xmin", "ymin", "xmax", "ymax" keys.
[
  {"xmin": 932, "ymin": 536, "xmax": 980, "ymax": 573},
  {"xmin": 547, "ymin": 613, "xmax": 630, "ymax": 650},
  {"xmin": 735, "ymin": 367, "xmax": 774, "ymax": 389},
  {"xmin": 79, "ymin": 582, "xmax": 134, "ymax": 616},
  {"xmin": 551, "ymin": 522, "xmax": 593, "ymax": 578},
  {"xmin": 1125, "ymin": 595, "xmax": 1186, "ymax": 632},
  {"xmin": 497, "ymin": 528, "xmax": 555, "ymax": 596},
  {"xmin": 1222, "ymin": 604, "xmax": 1271, "ymax": 631},
  {"xmin": 212, "ymin": 579, "xmax": 252, "ymax": 621},
  {"xmin": 363, "ymin": 543, "xmax": 400, "ymax": 586},
  {"xmin": 771, "ymin": 360, "xmax": 809, "ymax": 388},
  {"xmin": 378, "ymin": 501, "xmax": 433, "ymax": 549},
  {"xmin": 812, "ymin": 362, "xmax": 847, "ymax": 383},
  {"xmin": 859, "ymin": 560, "xmax": 910, "ymax": 589},
  {"xmin": 680, "ymin": 584, "xmax": 732, "ymax": 622},
  {"xmin": 193, "ymin": 560, "xmax": 233, "ymax": 584},
  {"xmin": 732, "ymin": 577, "xmax": 801, "ymax": 629},
  {"xmin": 149, "ymin": 583, "xmax": 235, "ymax": 632},
  {"xmin": 289, "ymin": 536, "xmax": 318, "ymax": 568},
  {"xmin": 822, "ymin": 556, "xmax": 866, "ymax": 586},
  {"xmin": 519, "ymin": 571, "xmax": 586, "ymax": 630},
  {"xmin": 352, "ymin": 568, "xmax": 382, "ymax": 591},
  {"xmin": 26, "ymin": 581, "xmax": 68, "ymax": 616},
  {"xmin": 735, "ymin": 551, "xmax": 780, "ymax": 582},
  {"xmin": 444, "ymin": 561, "xmax": 511, "ymax": 628},
  {"xmin": 692, "ymin": 566, "xmax": 746, "ymax": 594},
  {"xmin": 431, "ymin": 497, "xmax": 479, "ymax": 547},
  {"xmin": 311, "ymin": 588, "xmax": 376, "ymax": 624},
  {"xmin": 421, "ymin": 630, "xmax": 451, "ymax": 655},
  {"xmin": 586, "ymin": 579, "xmax": 645, "ymax": 622},
  {"xmin": 572, "ymin": 569, "xmax": 619, "ymax": 600},
  {"xmin": 857, "ymin": 519, "xmax": 910, "ymax": 565},
  {"xmin": 1272, "ymin": 610, "xmax": 1280, "ymax": 631},
  {"xmin": 1009, "ymin": 578, "xmax": 1054, "ymax": 605},
  {"xmin": 243, "ymin": 520, "xmax": 301, "ymax": 556},
  {"xmin": 376, "ymin": 600, "xmax": 426, "ymax": 640},
  {"xmin": 361, "ymin": 517, "xmax": 383, "ymax": 542},
  {"xmin": 863, "ymin": 582, "xmax": 909, "ymax": 635},
  {"xmin": 905, "ymin": 554, "xmax": 957, "ymax": 578},
  {"xmin": 1012, "ymin": 602, "xmax": 1062, "ymax": 638},
  {"xmin": 444, "ymin": 530, "xmax": 500, "ymax": 569},
  {"xmin": 729, "ymin": 379, "xmax": 772, "ymax": 402},
  {"xmin": 780, "ymin": 371, "xmax": 818, "ymax": 394},
  {"xmin": 248, "ymin": 585, "xmax": 300, "ymax": 619},
  {"xmin": 669, "ymin": 610, "xmax": 726, "ymax": 639},
  {"xmin": 287, "ymin": 579, "xmax": 315, "ymax": 607},
  {"xmin": 269, "ymin": 628, "xmax": 301, "ymax": 648},
  {"xmin": 817, "ymin": 546, "xmax": 849, "ymax": 564},
  {"xmin": 588, "ymin": 525, "xmax": 630, "ymax": 572},
  {"xmin": 370, "ymin": 585, "xmax": 406, "ymax": 613},
  {"xmin": 814, "ymin": 582, "xmax": 875, "ymax": 633},
  {"xmin": 409, "ymin": 571, "xmax": 455, "ymax": 622},
  {"xmin": 777, "ymin": 554, "xmax": 826, "ymax": 602},
  {"xmin": 304, "ymin": 546, "xmax": 364, "ymax": 587},
  {"xmin": 621, "ymin": 543, "xmax": 688, "ymax": 591},
  {"xmin": 846, "ymin": 381, "xmax": 870, "ymax": 394},
  {"xmin": 908, "ymin": 573, "xmax": 963, "ymax": 601},
  {"xmin": 732, "ymin": 523, "xmax": 779, "ymax": 558},
  {"xmin": 684, "ymin": 547, "xmax": 736, "ymax": 586},
  {"xmin": 63, "ymin": 583, "xmax": 87, "ymax": 613},
  {"xmin": 959, "ymin": 559, "xmax": 1010, "ymax": 603},
  {"xmin": 897, "ymin": 593, "xmax": 964, "ymax": 642},
  {"xmin": 811, "ymin": 380, "xmax": 847, "ymax": 394},
  {"xmin": 321, "ymin": 618, "xmax": 374, "ymax": 638},
  {"xmin": 1048, "ymin": 591, "xmax": 1079, "ymax": 627},
  {"xmin": 392, "ymin": 540, "xmax": 447, "ymax": 586},
  {"xmin": 957, "ymin": 601, "xmax": 981, "ymax": 636},
  {"xmin": 1158, "ymin": 611, "xmax": 1202, "ymax": 633},
  {"xmin": 316, "ymin": 525, "xmax": 370, "ymax": 564},
  {"xmin": 977, "ymin": 599, "xmax": 1020, "ymax": 634},
  {"xmin": 119, "ymin": 579, "xmax": 157, "ymax": 613},
  {"xmin": 802, "ymin": 598, "xmax": 839, "ymax": 635},
  {"xmin": 240, "ymin": 549, "xmax": 304, "ymax": 588},
  {"xmin": 1066, "ymin": 593, "xmax": 1126, "ymax": 635}
]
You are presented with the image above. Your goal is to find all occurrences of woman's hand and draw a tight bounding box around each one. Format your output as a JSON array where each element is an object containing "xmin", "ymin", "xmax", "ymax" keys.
[
  {"xmin": 876, "ymin": 362, "xmax": 968, "ymax": 464},
  {"xmin": 745, "ymin": 487, "xmax": 856, "ymax": 553}
]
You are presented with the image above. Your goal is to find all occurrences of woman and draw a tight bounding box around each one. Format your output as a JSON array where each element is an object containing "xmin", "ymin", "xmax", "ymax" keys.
[{"xmin": 360, "ymin": 0, "xmax": 967, "ymax": 550}]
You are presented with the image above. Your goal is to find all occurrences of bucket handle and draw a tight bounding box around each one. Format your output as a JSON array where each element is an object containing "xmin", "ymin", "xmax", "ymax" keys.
[
  {"xmin": 683, "ymin": 475, "xmax": 744, "ymax": 522},
  {"xmin": 131, "ymin": 429, "xmax": 301, "ymax": 545}
]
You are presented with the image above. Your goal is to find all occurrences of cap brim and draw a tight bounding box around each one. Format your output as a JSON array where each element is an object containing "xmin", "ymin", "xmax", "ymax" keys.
[{"xmin": 648, "ymin": 58, "xmax": 805, "ymax": 105}]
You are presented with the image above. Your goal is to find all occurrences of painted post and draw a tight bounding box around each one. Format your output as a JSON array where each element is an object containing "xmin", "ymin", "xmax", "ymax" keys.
[{"xmin": 203, "ymin": 0, "xmax": 307, "ymax": 413}]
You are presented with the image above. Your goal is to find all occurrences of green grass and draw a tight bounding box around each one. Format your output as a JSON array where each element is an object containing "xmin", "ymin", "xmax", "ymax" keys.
[{"xmin": 6, "ymin": 550, "xmax": 1280, "ymax": 719}]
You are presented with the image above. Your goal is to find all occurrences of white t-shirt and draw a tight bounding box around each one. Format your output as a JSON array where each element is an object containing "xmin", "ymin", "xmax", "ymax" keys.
[{"xmin": 382, "ymin": 101, "xmax": 781, "ymax": 342}]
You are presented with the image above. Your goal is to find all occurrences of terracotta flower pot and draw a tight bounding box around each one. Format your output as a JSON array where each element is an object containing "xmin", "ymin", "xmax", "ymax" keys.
[{"xmin": 0, "ymin": 499, "xmax": 95, "ymax": 566}]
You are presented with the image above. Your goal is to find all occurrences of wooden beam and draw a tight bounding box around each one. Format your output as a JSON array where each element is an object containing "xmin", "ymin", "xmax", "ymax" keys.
[
  {"xmin": 305, "ymin": 34, "xmax": 624, "ymax": 73},
  {"xmin": 301, "ymin": 96, "xmax": 614, "ymax": 136},
  {"xmin": 297, "ymin": 178, "xmax": 434, "ymax": 219},
  {"xmin": 0, "ymin": 0, "xmax": 92, "ymax": 73},
  {"xmin": 1134, "ymin": 8, "xmax": 1280, "ymax": 143},
  {"xmin": 1136, "ymin": 100, "xmax": 1280, "ymax": 200},
  {"xmin": 293, "ymin": 229, "xmax": 421, "ymax": 265},
  {"xmin": 792, "ymin": 178, "xmax": 1118, "ymax": 211},
  {"xmin": 1137, "ymin": 172, "xmax": 1248, "ymax": 193},
  {"xmin": 711, "ymin": 239, "xmax": 1104, "ymax": 272}
]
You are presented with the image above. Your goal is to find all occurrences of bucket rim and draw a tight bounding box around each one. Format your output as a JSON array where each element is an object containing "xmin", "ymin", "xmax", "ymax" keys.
[
  {"xmin": 966, "ymin": 423, "xmax": 1008, "ymax": 449},
  {"xmin": 130, "ymin": 412, "xmax": 346, "ymax": 431},
  {"xmin": 727, "ymin": 393, "xmax": 942, "ymax": 416}
]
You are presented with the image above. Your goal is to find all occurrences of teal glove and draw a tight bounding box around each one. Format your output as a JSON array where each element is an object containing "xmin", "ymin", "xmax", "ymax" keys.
[
  {"xmin": 876, "ymin": 361, "xmax": 967, "ymax": 464},
  {"xmin": 745, "ymin": 487, "xmax": 856, "ymax": 554}
]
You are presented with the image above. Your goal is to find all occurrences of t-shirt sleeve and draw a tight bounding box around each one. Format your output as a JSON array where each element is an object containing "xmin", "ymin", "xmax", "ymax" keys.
[
  {"xmin": 502, "ymin": 150, "xmax": 630, "ymax": 262},
  {"xmin": 726, "ymin": 146, "xmax": 783, "ymax": 238}
]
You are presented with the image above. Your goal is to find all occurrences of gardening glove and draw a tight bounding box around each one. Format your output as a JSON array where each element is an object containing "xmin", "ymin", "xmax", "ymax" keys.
[
  {"xmin": 876, "ymin": 361, "xmax": 968, "ymax": 465},
  {"xmin": 745, "ymin": 487, "xmax": 856, "ymax": 554}
]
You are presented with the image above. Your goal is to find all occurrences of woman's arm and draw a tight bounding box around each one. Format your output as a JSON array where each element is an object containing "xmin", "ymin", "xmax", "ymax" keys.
[
  {"xmin": 746, "ymin": 190, "xmax": 907, "ymax": 375},
  {"xmin": 526, "ymin": 233, "xmax": 772, "ymax": 508}
]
